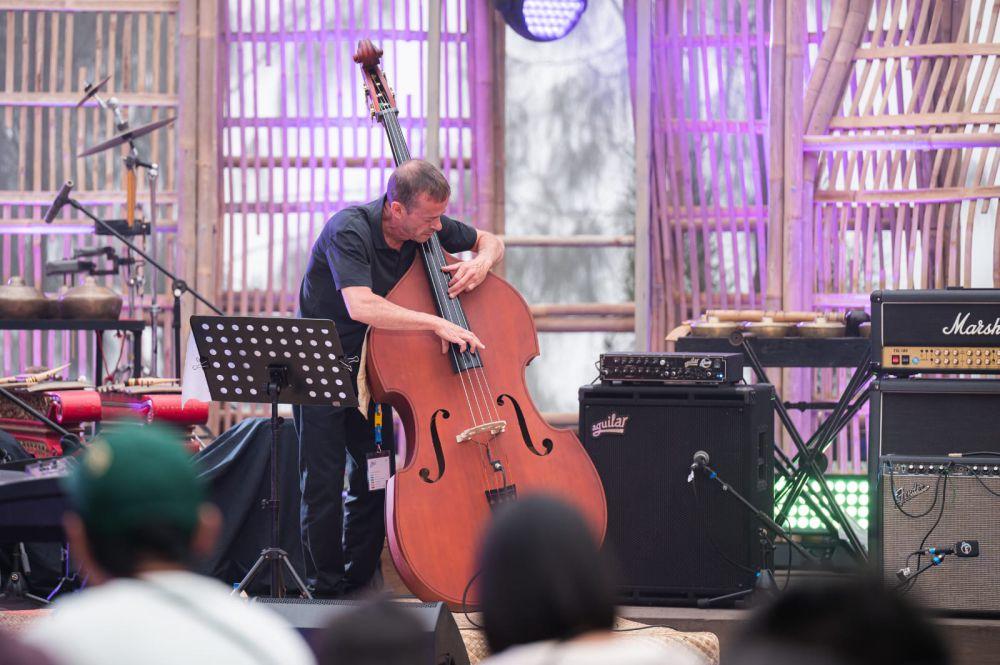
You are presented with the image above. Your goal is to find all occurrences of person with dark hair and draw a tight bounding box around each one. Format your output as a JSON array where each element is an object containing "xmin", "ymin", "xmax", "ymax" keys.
[
  {"xmin": 316, "ymin": 599, "xmax": 426, "ymax": 665},
  {"xmin": 479, "ymin": 495, "xmax": 701, "ymax": 665},
  {"xmin": 295, "ymin": 158, "xmax": 504, "ymax": 598},
  {"xmin": 724, "ymin": 577, "xmax": 950, "ymax": 665},
  {"xmin": 23, "ymin": 423, "xmax": 315, "ymax": 665}
]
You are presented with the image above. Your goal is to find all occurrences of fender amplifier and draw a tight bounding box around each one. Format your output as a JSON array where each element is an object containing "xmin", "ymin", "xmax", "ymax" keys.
[
  {"xmin": 868, "ymin": 379, "xmax": 1000, "ymax": 555},
  {"xmin": 871, "ymin": 289, "xmax": 1000, "ymax": 374},
  {"xmin": 876, "ymin": 455, "xmax": 1000, "ymax": 615},
  {"xmin": 579, "ymin": 383, "xmax": 774, "ymax": 604}
]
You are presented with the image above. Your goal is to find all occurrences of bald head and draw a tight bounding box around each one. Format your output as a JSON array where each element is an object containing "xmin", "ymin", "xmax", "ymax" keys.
[{"xmin": 386, "ymin": 159, "xmax": 451, "ymax": 210}]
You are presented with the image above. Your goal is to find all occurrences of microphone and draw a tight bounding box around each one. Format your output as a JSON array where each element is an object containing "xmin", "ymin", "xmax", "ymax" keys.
[
  {"xmin": 45, "ymin": 259, "xmax": 95, "ymax": 276},
  {"xmin": 690, "ymin": 450, "xmax": 710, "ymax": 471},
  {"xmin": 43, "ymin": 180, "xmax": 74, "ymax": 224}
]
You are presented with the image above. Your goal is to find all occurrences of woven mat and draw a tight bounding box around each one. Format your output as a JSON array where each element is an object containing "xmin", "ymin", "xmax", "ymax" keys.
[
  {"xmin": 455, "ymin": 614, "xmax": 719, "ymax": 665},
  {"xmin": 0, "ymin": 610, "xmax": 48, "ymax": 633}
]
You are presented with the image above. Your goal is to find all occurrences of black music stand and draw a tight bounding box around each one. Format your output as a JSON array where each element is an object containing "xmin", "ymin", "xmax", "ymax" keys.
[{"xmin": 191, "ymin": 315, "xmax": 358, "ymax": 598}]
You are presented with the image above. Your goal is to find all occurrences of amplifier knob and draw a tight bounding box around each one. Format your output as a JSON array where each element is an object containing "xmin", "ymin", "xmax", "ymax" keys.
[
  {"xmin": 975, "ymin": 350, "xmax": 982, "ymax": 356},
  {"xmin": 659, "ymin": 359, "xmax": 666, "ymax": 365},
  {"xmin": 976, "ymin": 360, "xmax": 982, "ymax": 365}
]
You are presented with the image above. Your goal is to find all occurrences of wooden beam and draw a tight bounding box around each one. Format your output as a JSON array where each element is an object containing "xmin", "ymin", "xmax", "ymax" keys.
[
  {"xmin": 0, "ymin": 190, "xmax": 178, "ymax": 206},
  {"xmin": 530, "ymin": 303, "xmax": 635, "ymax": 317},
  {"xmin": 816, "ymin": 186, "xmax": 1000, "ymax": 204},
  {"xmin": 220, "ymin": 155, "xmax": 472, "ymax": 169},
  {"xmin": 0, "ymin": 0, "xmax": 177, "ymax": 10},
  {"xmin": 803, "ymin": 132, "xmax": 1000, "ymax": 150},
  {"xmin": 829, "ymin": 112, "xmax": 1000, "ymax": 129},
  {"xmin": 0, "ymin": 92, "xmax": 178, "ymax": 108},
  {"xmin": 499, "ymin": 234, "xmax": 636, "ymax": 248},
  {"xmin": 856, "ymin": 43, "xmax": 1000, "ymax": 59},
  {"xmin": 535, "ymin": 316, "xmax": 636, "ymax": 333}
]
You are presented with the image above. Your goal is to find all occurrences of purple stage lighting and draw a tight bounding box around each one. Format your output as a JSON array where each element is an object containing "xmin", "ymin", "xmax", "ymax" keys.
[{"xmin": 496, "ymin": 0, "xmax": 588, "ymax": 42}]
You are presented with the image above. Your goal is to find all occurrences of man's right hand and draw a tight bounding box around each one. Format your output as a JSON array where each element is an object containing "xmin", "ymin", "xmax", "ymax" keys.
[{"xmin": 433, "ymin": 318, "xmax": 486, "ymax": 355}]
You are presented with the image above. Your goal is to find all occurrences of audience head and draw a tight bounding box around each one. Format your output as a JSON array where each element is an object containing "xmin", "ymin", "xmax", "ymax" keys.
[
  {"xmin": 317, "ymin": 599, "xmax": 427, "ymax": 665},
  {"xmin": 62, "ymin": 422, "xmax": 219, "ymax": 581},
  {"xmin": 478, "ymin": 495, "xmax": 617, "ymax": 654},
  {"xmin": 726, "ymin": 576, "xmax": 949, "ymax": 665}
]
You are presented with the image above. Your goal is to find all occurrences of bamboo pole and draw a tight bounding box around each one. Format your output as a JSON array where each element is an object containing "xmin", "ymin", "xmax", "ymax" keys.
[
  {"xmin": 766, "ymin": 0, "xmax": 787, "ymax": 311},
  {"xmin": 176, "ymin": 0, "xmax": 197, "ymax": 376},
  {"xmin": 782, "ymin": 0, "xmax": 807, "ymax": 311},
  {"xmin": 194, "ymin": 0, "xmax": 218, "ymax": 324},
  {"xmin": 634, "ymin": 0, "xmax": 651, "ymax": 351}
]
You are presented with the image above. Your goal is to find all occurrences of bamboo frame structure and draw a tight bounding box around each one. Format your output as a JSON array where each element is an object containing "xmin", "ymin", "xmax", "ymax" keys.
[
  {"xmin": 0, "ymin": 5, "xmax": 181, "ymax": 380},
  {"xmin": 214, "ymin": 0, "xmax": 498, "ymax": 427}
]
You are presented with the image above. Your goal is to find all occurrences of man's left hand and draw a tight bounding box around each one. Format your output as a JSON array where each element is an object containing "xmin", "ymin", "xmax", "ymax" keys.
[{"xmin": 441, "ymin": 258, "xmax": 491, "ymax": 298}]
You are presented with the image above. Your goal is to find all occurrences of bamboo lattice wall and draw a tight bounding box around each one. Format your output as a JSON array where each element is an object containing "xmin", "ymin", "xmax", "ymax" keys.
[
  {"xmin": 215, "ymin": 0, "xmax": 497, "ymax": 425},
  {"xmin": 808, "ymin": 0, "xmax": 1000, "ymax": 306},
  {"xmin": 0, "ymin": 3, "xmax": 180, "ymax": 381}
]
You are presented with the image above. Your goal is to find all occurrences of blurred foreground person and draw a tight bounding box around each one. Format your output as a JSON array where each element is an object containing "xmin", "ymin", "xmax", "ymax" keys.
[
  {"xmin": 24, "ymin": 423, "xmax": 315, "ymax": 665},
  {"xmin": 724, "ymin": 577, "xmax": 949, "ymax": 665},
  {"xmin": 317, "ymin": 599, "xmax": 426, "ymax": 665},
  {"xmin": 479, "ymin": 495, "xmax": 703, "ymax": 665}
]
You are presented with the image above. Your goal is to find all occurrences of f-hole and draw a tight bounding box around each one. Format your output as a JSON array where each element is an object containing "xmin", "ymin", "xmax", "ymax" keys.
[
  {"xmin": 420, "ymin": 409, "xmax": 450, "ymax": 483},
  {"xmin": 497, "ymin": 394, "xmax": 553, "ymax": 457}
]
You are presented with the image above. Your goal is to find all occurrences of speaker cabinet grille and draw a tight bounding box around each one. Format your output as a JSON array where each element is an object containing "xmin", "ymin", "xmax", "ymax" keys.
[
  {"xmin": 878, "ymin": 462, "xmax": 1000, "ymax": 615},
  {"xmin": 580, "ymin": 384, "xmax": 774, "ymax": 603}
]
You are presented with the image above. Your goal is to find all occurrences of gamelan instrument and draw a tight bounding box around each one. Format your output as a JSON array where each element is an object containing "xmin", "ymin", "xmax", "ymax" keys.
[
  {"xmin": 0, "ymin": 380, "xmax": 101, "ymax": 458},
  {"xmin": 354, "ymin": 39, "xmax": 607, "ymax": 608}
]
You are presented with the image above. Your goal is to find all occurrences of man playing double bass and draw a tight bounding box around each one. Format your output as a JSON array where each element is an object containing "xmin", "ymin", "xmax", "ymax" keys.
[{"xmin": 295, "ymin": 159, "xmax": 505, "ymax": 597}]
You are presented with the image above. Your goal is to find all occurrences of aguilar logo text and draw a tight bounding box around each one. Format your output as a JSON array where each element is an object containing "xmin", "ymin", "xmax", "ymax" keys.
[{"xmin": 591, "ymin": 412, "xmax": 630, "ymax": 438}]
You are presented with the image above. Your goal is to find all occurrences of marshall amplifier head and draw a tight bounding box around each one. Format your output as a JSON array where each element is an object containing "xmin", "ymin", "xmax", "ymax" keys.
[{"xmin": 871, "ymin": 289, "xmax": 1000, "ymax": 374}]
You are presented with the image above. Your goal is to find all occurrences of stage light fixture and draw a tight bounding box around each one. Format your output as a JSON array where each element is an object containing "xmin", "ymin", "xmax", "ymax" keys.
[{"xmin": 495, "ymin": 0, "xmax": 588, "ymax": 42}]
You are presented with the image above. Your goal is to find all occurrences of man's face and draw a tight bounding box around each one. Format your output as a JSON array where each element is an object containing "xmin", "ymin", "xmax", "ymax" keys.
[{"xmin": 391, "ymin": 193, "xmax": 447, "ymax": 243}]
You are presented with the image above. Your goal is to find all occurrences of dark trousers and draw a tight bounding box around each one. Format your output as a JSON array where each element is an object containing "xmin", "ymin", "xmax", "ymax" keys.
[{"xmin": 292, "ymin": 401, "xmax": 393, "ymax": 595}]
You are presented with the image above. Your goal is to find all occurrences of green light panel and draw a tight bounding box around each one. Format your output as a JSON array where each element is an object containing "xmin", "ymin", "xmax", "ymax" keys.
[{"xmin": 774, "ymin": 475, "xmax": 869, "ymax": 532}]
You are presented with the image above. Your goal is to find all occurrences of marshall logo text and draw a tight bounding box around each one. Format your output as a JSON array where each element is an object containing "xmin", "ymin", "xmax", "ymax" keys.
[
  {"xmin": 894, "ymin": 482, "xmax": 931, "ymax": 507},
  {"xmin": 941, "ymin": 312, "xmax": 1000, "ymax": 337},
  {"xmin": 591, "ymin": 412, "xmax": 630, "ymax": 438}
]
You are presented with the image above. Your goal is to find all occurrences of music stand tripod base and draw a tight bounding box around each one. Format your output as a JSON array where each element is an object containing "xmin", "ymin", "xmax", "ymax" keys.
[{"xmin": 191, "ymin": 316, "xmax": 358, "ymax": 599}]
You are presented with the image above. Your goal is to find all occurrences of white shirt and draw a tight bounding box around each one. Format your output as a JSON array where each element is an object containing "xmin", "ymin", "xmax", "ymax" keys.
[
  {"xmin": 482, "ymin": 634, "xmax": 706, "ymax": 665},
  {"xmin": 24, "ymin": 570, "xmax": 316, "ymax": 665}
]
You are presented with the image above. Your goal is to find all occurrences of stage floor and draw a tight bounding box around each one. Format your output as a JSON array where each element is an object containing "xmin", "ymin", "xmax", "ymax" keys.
[
  {"xmin": 1, "ymin": 599, "xmax": 997, "ymax": 665},
  {"xmin": 619, "ymin": 604, "xmax": 1000, "ymax": 665}
]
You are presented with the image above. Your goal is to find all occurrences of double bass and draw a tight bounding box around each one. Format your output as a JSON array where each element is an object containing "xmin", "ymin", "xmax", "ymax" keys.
[{"xmin": 354, "ymin": 40, "xmax": 607, "ymax": 608}]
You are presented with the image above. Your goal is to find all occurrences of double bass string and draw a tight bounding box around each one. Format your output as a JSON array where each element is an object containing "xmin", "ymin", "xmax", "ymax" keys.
[
  {"xmin": 418, "ymin": 239, "xmax": 499, "ymax": 494},
  {"xmin": 430, "ymin": 237, "xmax": 516, "ymax": 489},
  {"xmin": 380, "ymin": 88, "xmax": 504, "ymax": 493}
]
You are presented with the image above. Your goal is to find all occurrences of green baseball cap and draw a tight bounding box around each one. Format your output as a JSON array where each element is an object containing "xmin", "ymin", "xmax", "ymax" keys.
[{"xmin": 63, "ymin": 422, "xmax": 205, "ymax": 535}]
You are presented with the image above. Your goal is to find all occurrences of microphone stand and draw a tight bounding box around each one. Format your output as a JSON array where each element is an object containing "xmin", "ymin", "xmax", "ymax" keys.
[
  {"xmin": 691, "ymin": 460, "xmax": 820, "ymax": 607},
  {"xmin": 62, "ymin": 198, "xmax": 223, "ymax": 378}
]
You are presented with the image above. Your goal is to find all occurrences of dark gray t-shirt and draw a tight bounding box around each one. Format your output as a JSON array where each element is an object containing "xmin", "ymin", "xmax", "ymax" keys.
[{"xmin": 298, "ymin": 196, "xmax": 478, "ymax": 360}]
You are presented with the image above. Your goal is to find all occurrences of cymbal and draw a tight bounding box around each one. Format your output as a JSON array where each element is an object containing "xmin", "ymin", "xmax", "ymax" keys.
[
  {"xmin": 76, "ymin": 74, "xmax": 111, "ymax": 107},
  {"xmin": 77, "ymin": 116, "xmax": 176, "ymax": 158}
]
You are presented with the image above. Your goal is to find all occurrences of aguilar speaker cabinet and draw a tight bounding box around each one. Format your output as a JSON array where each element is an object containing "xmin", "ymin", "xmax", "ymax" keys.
[
  {"xmin": 250, "ymin": 598, "xmax": 469, "ymax": 664},
  {"xmin": 869, "ymin": 378, "xmax": 1000, "ymax": 554},
  {"xmin": 579, "ymin": 383, "xmax": 774, "ymax": 604},
  {"xmin": 876, "ymin": 455, "xmax": 1000, "ymax": 616}
]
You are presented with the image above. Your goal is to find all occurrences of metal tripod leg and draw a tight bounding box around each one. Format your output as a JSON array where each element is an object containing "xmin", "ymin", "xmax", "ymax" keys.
[{"xmin": 232, "ymin": 548, "xmax": 312, "ymax": 599}]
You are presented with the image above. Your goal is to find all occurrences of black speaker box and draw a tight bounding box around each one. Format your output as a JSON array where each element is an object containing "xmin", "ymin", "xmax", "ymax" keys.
[
  {"xmin": 869, "ymin": 379, "xmax": 1000, "ymax": 553},
  {"xmin": 250, "ymin": 598, "xmax": 469, "ymax": 665},
  {"xmin": 579, "ymin": 383, "xmax": 774, "ymax": 604}
]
